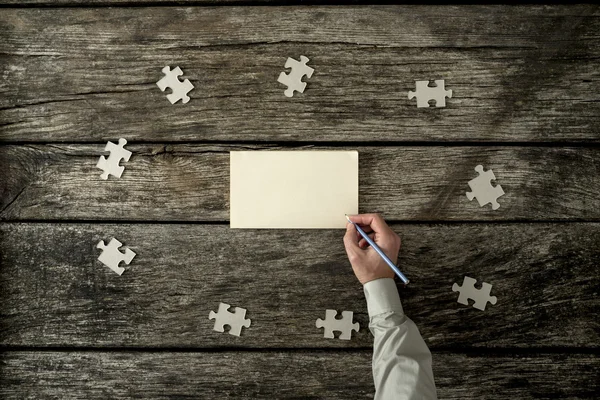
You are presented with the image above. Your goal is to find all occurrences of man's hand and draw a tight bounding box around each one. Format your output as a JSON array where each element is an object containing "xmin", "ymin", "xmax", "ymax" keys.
[{"xmin": 343, "ymin": 213, "xmax": 401, "ymax": 285}]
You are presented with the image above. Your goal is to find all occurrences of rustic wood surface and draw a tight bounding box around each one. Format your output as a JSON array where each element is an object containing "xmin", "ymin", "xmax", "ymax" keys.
[
  {"xmin": 1, "ymin": 4, "xmax": 599, "ymax": 399},
  {"xmin": 1, "ymin": 222, "xmax": 598, "ymax": 348},
  {"xmin": 2, "ymin": 144, "xmax": 599, "ymax": 222},
  {"xmin": 1, "ymin": 0, "xmax": 271, "ymax": 3},
  {"xmin": 1, "ymin": 6, "xmax": 599, "ymax": 143},
  {"xmin": 6, "ymin": 0, "xmax": 320, "ymax": 3},
  {"xmin": 1, "ymin": 351, "xmax": 598, "ymax": 399}
]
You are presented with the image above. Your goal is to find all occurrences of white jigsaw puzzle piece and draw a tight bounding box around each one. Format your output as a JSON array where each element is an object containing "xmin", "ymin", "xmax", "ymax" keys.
[
  {"xmin": 466, "ymin": 165, "xmax": 505, "ymax": 210},
  {"xmin": 277, "ymin": 56, "xmax": 314, "ymax": 98},
  {"xmin": 96, "ymin": 238, "xmax": 136, "ymax": 276},
  {"xmin": 208, "ymin": 302, "xmax": 251, "ymax": 337},
  {"xmin": 316, "ymin": 309, "xmax": 360, "ymax": 340},
  {"xmin": 156, "ymin": 66, "xmax": 194, "ymax": 104},
  {"xmin": 96, "ymin": 138, "xmax": 132, "ymax": 180},
  {"xmin": 452, "ymin": 276, "xmax": 497, "ymax": 311},
  {"xmin": 408, "ymin": 79, "xmax": 452, "ymax": 108}
]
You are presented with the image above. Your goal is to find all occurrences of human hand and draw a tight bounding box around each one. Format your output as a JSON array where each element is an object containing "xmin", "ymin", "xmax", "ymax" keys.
[{"xmin": 343, "ymin": 213, "xmax": 401, "ymax": 285}]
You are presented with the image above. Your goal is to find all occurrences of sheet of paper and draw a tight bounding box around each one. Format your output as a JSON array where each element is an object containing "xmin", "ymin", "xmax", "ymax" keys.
[{"xmin": 230, "ymin": 151, "xmax": 358, "ymax": 229}]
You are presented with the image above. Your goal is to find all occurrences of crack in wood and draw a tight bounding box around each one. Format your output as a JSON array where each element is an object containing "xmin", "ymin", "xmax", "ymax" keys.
[{"xmin": 0, "ymin": 183, "xmax": 28, "ymax": 216}]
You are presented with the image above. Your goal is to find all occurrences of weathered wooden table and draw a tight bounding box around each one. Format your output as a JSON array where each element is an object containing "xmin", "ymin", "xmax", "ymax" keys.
[{"xmin": 1, "ymin": 3, "xmax": 599, "ymax": 399}]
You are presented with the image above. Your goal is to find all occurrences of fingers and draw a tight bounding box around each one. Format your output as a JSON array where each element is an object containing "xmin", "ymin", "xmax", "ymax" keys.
[
  {"xmin": 355, "ymin": 225, "xmax": 372, "ymax": 241},
  {"xmin": 358, "ymin": 225, "xmax": 373, "ymax": 233},
  {"xmin": 359, "ymin": 232, "xmax": 376, "ymax": 248},
  {"xmin": 343, "ymin": 222, "xmax": 361, "ymax": 252},
  {"xmin": 347, "ymin": 213, "xmax": 389, "ymax": 233}
]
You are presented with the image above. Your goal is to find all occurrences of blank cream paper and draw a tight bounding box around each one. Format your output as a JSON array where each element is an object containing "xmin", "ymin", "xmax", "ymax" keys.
[{"xmin": 230, "ymin": 151, "xmax": 358, "ymax": 229}]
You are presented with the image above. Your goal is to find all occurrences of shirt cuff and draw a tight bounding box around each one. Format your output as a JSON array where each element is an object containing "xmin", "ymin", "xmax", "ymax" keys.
[{"xmin": 363, "ymin": 278, "xmax": 404, "ymax": 318}]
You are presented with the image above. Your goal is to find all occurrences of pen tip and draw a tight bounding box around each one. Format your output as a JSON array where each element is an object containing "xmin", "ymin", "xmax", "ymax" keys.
[{"xmin": 345, "ymin": 214, "xmax": 351, "ymax": 222}]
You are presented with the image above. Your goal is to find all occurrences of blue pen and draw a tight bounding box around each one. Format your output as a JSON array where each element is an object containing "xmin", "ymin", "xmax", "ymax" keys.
[{"xmin": 345, "ymin": 215, "xmax": 409, "ymax": 285}]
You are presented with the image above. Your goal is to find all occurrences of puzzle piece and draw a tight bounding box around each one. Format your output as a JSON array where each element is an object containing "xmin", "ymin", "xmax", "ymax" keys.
[
  {"xmin": 452, "ymin": 276, "xmax": 497, "ymax": 311},
  {"xmin": 96, "ymin": 238, "xmax": 136, "ymax": 276},
  {"xmin": 316, "ymin": 310, "xmax": 359, "ymax": 340},
  {"xmin": 209, "ymin": 302, "xmax": 251, "ymax": 337},
  {"xmin": 96, "ymin": 138, "xmax": 132, "ymax": 180},
  {"xmin": 156, "ymin": 66, "xmax": 194, "ymax": 104},
  {"xmin": 408, "ymin": 80, "xmax": 452, "ymax": 107},
  {"xmin": 277, "ymin": 56, "xmax": 314, "ymax": 97},
  {"xmin": 466, "ymin": 165, "xmax": 505, "ymax": 210}
]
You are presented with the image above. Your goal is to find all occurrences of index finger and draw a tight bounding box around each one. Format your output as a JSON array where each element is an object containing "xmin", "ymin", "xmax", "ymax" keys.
[{"xmin": 346, "ymin": 213, "xmax": 390, "ymax": 233}]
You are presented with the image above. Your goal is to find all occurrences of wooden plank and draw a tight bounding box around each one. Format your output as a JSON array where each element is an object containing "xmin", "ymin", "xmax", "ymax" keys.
[
  {"xmin": 1, "ymin": 6, "xmax": 599, "ymax": 142},
  {"xmin": 1, "ymin": 144, "xmax": 599, "ymax": 222},
  {"xmin": 0, "ymin": 351, "xmax": 598, "ymax": 399},
  {"xmin": 0, "ymin": 0, "xmax": 267, "ymax": 3},
  {"xmin": 1, "ymin": 222, "xmax": 598, "ymax": 348}
]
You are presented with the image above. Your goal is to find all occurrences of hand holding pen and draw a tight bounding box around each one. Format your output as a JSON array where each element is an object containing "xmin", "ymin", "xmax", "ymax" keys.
[{"xmin": 343, "ymin": 213, "xmax": 409, "ymax": 285}]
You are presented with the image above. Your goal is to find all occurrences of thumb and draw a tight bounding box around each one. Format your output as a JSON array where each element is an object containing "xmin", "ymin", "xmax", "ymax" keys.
[{"xmin": 343, "ymin": 222, "xmax": 361, "ymax": 252}]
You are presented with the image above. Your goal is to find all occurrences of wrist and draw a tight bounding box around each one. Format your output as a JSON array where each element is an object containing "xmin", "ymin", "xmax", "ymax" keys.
[{"xmin": 359, "ymin": 271, "xmax": 395, "ymax": 285}]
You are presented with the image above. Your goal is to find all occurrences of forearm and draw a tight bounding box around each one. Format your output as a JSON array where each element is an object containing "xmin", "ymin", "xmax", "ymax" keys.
[{"xmin": 364, "ymin": 278, "xmax": 437, "ymax": 400}]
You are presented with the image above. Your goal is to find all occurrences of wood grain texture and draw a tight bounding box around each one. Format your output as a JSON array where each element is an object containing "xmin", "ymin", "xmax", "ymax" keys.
[
  {"xmin": 1, "ymin": 351, "xmax": 598, "ymax": 399},
  {"xmin": 1, "ymin": 222, "xmax": 598, "ymax": 348},
  {"xmin": 1, "ymin": 144, "xmax": 599, "ymax": 222},
  {"xmin": 1, "ymin": 6, "xmax": 599, "ymax": 142},
  {"xmin": 1, "ymin": 0, "xmax": 272, "ymax": 3}
]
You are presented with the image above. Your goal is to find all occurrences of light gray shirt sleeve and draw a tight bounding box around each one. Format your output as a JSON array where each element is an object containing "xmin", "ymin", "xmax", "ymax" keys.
[{"xmin": 363, "ymin": 278, "xmax": 438, "ymax": 400}]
